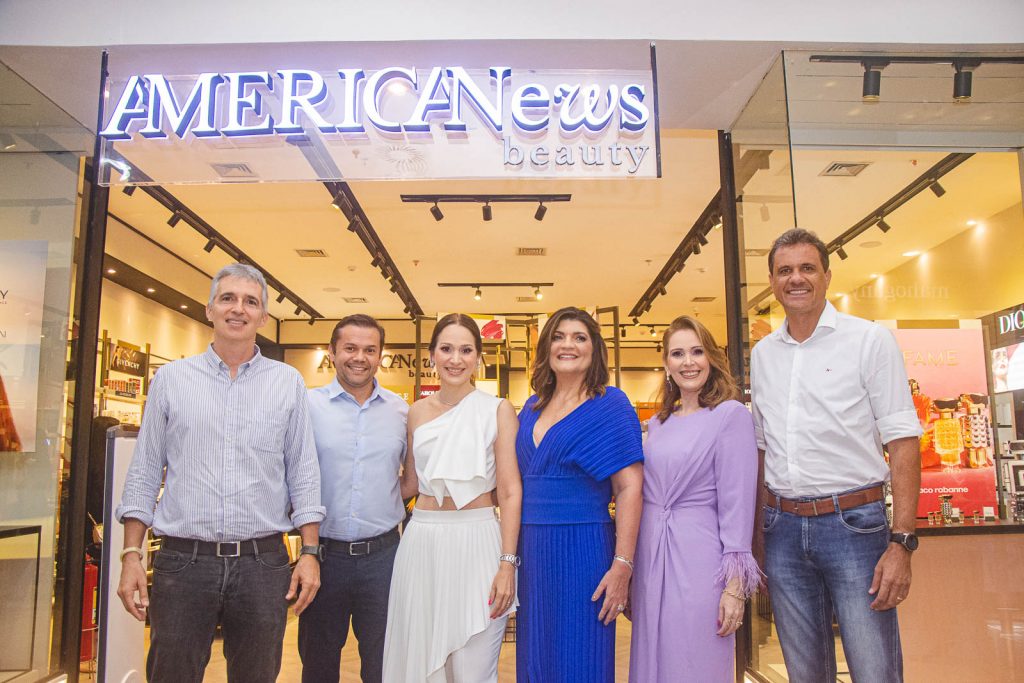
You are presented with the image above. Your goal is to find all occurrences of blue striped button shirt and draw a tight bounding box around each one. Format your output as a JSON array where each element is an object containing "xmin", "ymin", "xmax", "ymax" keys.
[
  {"xmin": 116, "ymin": 345, "xmax": 325, "ymax": 541},
  {"xmin": 308, "ymin": 378, "xmax": 408, "ymax": 542}
]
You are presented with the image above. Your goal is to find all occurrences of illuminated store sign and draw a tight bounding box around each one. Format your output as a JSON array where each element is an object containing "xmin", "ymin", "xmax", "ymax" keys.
[
  {"xmin": 99, "ymin": 66, "xmax": 658, "ymax": 182},
  {"xmin": 998, "ymin": 307, "xmax": 1024, "ymax": 335}
]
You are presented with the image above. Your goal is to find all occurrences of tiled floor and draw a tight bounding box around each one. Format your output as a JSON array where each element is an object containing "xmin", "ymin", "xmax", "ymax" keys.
[{"xmin": 83, "ymin": 614, "xmax": 636, "ymax": 682}]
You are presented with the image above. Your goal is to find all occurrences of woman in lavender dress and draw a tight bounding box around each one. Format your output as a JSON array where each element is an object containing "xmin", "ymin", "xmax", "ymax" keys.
[{"xmin": 629, "ymin": 315, "xmax": 761, "ymax": 682}]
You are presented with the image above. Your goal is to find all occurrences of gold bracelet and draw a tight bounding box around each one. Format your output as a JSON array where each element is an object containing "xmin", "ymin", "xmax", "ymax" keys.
[
  {"xmin": 722, "ymin": 587, "xmax": 745, "ymax": 601},
  {"xmin": 120, "ymin": 546, "xmax": 144, "ymax": 562}
]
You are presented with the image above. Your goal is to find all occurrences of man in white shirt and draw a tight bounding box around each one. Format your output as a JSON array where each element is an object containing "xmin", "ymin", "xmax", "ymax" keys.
[{"xmin": 751, "ymin": 229, "xmax": 922, "ymax": 683}]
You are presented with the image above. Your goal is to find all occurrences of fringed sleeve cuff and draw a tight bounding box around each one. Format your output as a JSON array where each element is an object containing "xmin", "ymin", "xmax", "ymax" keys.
[{"xmin": 714, "ymin": 551, "xmax": 765, "ymax": 598}]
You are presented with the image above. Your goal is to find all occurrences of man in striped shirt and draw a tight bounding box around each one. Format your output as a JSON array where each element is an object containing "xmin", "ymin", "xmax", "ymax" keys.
[{"xmin": 116, "ymin": 263, "xmax": 326, "ymax": 683}]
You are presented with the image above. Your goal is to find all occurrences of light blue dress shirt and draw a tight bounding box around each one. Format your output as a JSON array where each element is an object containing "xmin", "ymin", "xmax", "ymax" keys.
[
  {"xmin": 308, "ymin": 377, "xmax": 409, "ymax": 542},
  {"xmin": 116, "ymin": 345, "xmax": 326, "ymax": 541}
]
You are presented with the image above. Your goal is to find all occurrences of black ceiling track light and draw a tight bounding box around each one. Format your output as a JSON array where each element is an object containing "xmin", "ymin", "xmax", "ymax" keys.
[
  {"xmin": 860, "ymin": 59, "xmax": 888, "ymax": 103},
  {"xmin": 401, "ymin": 193, "xmax": 570, "ymax": 223},
  {"xmin": 114, "ymin": 157, "xmax": 321, "ymax": 322},
  {"xmin": 811, "ymin": 54, "xmax": 1024, "ymax": 103},
  {"xmin": 439, "ymin": 282, "xmax": 555, "ymax": 302},
  {"xmin": 746, "ymin": 152, "xmax": 974, "ymax": 312},
  {"xmin": 629, "ymin": 148, "xmax": 771, "ymax": 321},
  {"xmin": 327, "ymin": 180, "xmax": 424, "ymax": 319}
]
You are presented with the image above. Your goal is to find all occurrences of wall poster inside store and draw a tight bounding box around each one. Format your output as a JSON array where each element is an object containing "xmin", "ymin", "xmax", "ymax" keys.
[
  {"xmin": 991, "ymin": 343, "xmax": 1024, "ymax": 393},
  {"xmin": 894, "ymin": 327, "xmax": 997, "ymax": 518},
  {"xmin": 0, "ymin": 240, "xmax": 48, "ymax": 452}
]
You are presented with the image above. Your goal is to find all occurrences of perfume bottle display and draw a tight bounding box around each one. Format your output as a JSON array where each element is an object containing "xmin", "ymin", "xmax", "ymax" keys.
[
  {"xmin": 933, "ymin": 399, "xmax": 964, "ymax": 469},
  {"xmin": 959, "ymin": 393, "xmax": 994, "ymax": 468},
  {"xmin": 939, "ymin": 494, "xmax": 954, "ymax": 524}
]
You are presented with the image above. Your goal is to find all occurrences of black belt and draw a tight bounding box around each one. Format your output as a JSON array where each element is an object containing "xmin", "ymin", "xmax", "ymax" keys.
[
  {"xmin": 322, "ymin": 528, "xmax": 400, "ymax": 556},
  {"xmin": 160, "ymin": 534, "xmax": 285, "ymax": 557}
]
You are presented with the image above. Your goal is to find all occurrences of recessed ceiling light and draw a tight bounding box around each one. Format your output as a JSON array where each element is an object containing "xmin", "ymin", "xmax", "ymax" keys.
[
  {"xmin": 902, "ymin": 250, "xmax": 921, "ymax": 257},
  {"xmin": 966, "ymin": 220, "xmax": 978, "ymax": 226},
  {"xmin": 106, "ymin": 268, "xmax": 116, "ymax": 274},
  {"xmin": 146, "ymin": 287, "xmax": 156, "ymax": 293},
  {"xmin": 180, "ymin": 304, "xmax": 188, "ymax": 309},
  {"xmin": 869, "ymin": 273, "xmax": 879, "ymax": 279}
]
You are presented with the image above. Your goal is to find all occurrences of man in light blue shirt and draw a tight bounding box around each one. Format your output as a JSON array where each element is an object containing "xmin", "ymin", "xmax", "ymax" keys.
[
  {"xmin": 115, "ymin": 263, "xmax": 325, "ymax": 683},
  {"xmin": 300, "ymin": 314, "xmax": 409, "ymax": 683}
]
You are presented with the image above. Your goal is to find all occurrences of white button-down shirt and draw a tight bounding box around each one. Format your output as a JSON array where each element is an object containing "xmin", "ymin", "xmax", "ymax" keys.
[{"xmin": 751, "ymin": 302, "xmax": 922, "ymax": 498}]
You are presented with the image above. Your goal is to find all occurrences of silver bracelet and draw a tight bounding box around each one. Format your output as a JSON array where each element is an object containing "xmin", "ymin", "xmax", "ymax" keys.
[
  {"xmin": 499, "ymin": 553, "xmax": 521, "ymax": 568},
  {"xmin": 613, "ymin": 554, "xmax": 634, "ymax": 570}
]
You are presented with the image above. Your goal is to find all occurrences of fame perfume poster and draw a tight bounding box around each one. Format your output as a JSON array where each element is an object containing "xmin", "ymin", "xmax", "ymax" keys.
[
  {"xmin": 893, "ymin": 327, "xmax": 997, "ymax": 517},
  {"xmin": 0, "ymin": 240, "xmax": 48, "ymax": 452}
]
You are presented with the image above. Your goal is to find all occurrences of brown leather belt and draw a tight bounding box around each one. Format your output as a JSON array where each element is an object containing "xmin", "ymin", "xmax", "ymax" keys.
[{"xmin": 762, "ymin": 485, "xmax": 884, "ymax": 517}]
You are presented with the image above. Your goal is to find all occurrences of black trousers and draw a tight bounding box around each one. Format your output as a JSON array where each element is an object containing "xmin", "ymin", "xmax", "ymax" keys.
[{"xmin": 298, "ymin": 542, "xmax": 398, "ymax": 682}]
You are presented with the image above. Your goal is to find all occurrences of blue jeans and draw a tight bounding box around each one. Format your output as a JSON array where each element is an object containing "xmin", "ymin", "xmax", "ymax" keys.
[
  {"xmin": 763, "ymin": 495, "xmax": 903, "ymax": 683},
  {"xmin": 147, "ymin": 544, "xmax": 292, "ymax": 682},
  {"xmin": 297, "ymin": 541, "xmax": 397, "ymax": 683}
]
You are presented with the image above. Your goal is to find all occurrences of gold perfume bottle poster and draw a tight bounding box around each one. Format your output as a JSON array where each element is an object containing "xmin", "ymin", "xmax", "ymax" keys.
[
  {"xmin": 895, "ymin": 327, "xmax": 996, "ymax": 518},
  {"xmin": 0, "ymin": 240, "xmax": 48, "ymax": 452}
]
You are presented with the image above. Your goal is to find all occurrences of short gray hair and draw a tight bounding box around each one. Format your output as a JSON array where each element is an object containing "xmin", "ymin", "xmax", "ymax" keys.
[
  {"xmin": 208, "ymin": 263, "xmax": 268, "ymax": 310},
  {"xmin": 768, "ymin": 228, "xmax": 829, "ymax": 274}
]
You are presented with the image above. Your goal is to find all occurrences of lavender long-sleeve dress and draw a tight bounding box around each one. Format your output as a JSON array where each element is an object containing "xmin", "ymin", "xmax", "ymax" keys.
[{"xmin": 629, "ymin": 400, "xmax": 761, "ymax": 682}]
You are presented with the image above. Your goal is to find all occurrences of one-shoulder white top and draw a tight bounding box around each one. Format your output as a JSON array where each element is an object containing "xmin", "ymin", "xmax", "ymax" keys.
[{"xmin": 413, "ymin": 389, "xmax": 502, "ymax": 509}]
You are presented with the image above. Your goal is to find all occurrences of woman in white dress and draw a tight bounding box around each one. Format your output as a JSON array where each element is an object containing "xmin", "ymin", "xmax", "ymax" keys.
[{"xmin": 383, "ymin": 313, "xmax": 522, "ymax": 683}]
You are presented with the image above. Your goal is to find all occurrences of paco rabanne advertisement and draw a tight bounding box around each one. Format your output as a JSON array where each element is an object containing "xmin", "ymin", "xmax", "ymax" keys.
[
  {"xmin": 893, "ymin": 327, "xmax": 997, "ymax": 518},
  {"xmin": 0, "ymin": 240, "xmax": 48, "ymax": 452}
]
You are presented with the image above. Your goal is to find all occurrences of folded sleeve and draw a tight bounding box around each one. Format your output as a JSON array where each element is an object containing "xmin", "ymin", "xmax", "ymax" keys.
[
  {"xmin": 863, "ymin": 326, "xmax": 924, "ymax": 445},
  {"xmin": 116, "ymin": 370, "xmax": 169, "ymax": 527},
  {"xmin": 573, "ymin": 388, "xmax": 644, "ymax": 481},
  {"xmin": 284, "ymin": 373, "xmax": 326, "ymax": 528}
]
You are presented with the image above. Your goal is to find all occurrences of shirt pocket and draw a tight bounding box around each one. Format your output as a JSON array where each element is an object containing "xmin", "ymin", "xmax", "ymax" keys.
[{"xmin": 246, "ymin": 409, "xmax": 288, "ymax": 454}]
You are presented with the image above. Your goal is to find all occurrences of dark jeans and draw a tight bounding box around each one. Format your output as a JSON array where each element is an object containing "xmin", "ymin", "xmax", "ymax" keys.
[
  {"xmin": 147, "ymin": 545, "xmax": 292, "ymax": 683},
  {"xmin": 764, "ymin": 496, "xmax": 903, "ymax": 683},
  {"xmin": 298, "ymin": 541, "xmax": 397, "ymax": 683}
]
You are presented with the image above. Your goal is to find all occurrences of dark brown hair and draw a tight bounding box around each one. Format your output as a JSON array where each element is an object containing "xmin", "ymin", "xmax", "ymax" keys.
[
  {"xmin": 429, "ymin": 313, "xmax": 483, "ymax": 354},
  {"xmin": 656, "ymin": 315, "xmax": 739, "ymax": 423},
  {"xmin": 768, "ymin": 228, "xmax": 829, "ymax": 274},
  {"xmin": 330, "ymin": 314, "xmax": 386, "ymax": 352},
  {"xmin": 531, "ymin": 307, "xmax": 608, "ymax": 411}
]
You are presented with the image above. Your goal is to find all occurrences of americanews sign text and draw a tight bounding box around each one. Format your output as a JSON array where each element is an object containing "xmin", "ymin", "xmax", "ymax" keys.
[{"xmin": 99, "ymin": 66, "xmax": 658, "ymax": 182}]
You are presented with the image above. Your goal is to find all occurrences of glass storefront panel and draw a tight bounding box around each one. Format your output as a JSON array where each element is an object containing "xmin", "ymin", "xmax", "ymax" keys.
[
  {"xmin": 739, "ymin": 49, "xmax": 1024, "ymax": 682},
  {"xmin": 0, "ymin": 59, "xmax": 92, "ymax": 681}
]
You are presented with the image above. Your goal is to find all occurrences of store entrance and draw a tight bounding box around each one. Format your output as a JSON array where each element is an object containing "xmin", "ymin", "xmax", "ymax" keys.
[{"xmin": 90, "ymin": 127, "xmax": 733, "ymax": 682}]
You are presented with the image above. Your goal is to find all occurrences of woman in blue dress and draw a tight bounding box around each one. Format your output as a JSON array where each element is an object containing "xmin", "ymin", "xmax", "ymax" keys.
[{"xmin": 516, "ymin": 307, "xmax": 644, "ymax": 682}]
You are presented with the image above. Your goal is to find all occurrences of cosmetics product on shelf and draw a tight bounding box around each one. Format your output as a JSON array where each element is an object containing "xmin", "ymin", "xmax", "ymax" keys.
[
  {"xmin": 959, "ymin": 393, "xmax": 993, "ymax": 468},
  {"xmin": 939, "ymin": 494, "xmax": 954, "ymax": 525},
  {"xmin": 933, "ymin": 399, "xmax": 964, "ymax": 468}
]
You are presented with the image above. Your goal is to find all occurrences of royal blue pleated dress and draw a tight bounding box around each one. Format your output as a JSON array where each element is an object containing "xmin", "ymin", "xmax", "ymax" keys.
[{"xmin": 515, "ymin": 386, "xmax": 644, "ymax": 682}]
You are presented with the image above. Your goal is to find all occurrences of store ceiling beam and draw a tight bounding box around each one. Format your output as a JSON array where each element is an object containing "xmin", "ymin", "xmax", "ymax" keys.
[
  {"xmin": 745, "ymin": 151, "xmax": 975, "ymax": 311},
  {"xmin": 107, "ymin": 155, "xmax": 323, "ymax": 321},
  {"xmin": 627, "ymin": 148, "xmax": 771, "ymax": 320},
  {"xmin": 324, "ymin": 179, "xmax": 424, "ymax": 318}
]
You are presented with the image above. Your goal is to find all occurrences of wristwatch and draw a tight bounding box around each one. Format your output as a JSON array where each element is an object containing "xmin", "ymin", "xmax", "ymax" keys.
[
  {"xmin": 300, "ymin": 544, "xmax": 325, "ymax": 562},
  {"xmin": 889, "ymin": 531, "xmax": 919, "ymax": 552},
  {"xmin": 499, "ymin": 553, "xmax": 521, "ymax": 567}
]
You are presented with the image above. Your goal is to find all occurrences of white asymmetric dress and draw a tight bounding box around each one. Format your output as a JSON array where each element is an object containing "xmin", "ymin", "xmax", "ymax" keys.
[{"xmin": 382, "ymin": 390, "xmax": 517, "ymax": 683}]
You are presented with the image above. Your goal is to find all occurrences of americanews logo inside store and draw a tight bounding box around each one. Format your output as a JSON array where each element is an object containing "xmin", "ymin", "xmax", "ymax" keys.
[{"xmin": 100, "ymin": 67, "xmax": 655, "ymax": 179}]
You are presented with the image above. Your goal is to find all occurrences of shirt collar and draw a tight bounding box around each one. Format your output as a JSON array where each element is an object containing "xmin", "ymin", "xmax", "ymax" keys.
[
  {"xmin": 204, "ymin": 343, "xmax": 263, "ymax": 373},
  {"xmin": 779, "ymin": 301, "xmax": 837, "ymax": 344},
  {"xmin": 327, "ymin": 376, "xmax": 382, "ymax": 404}
]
